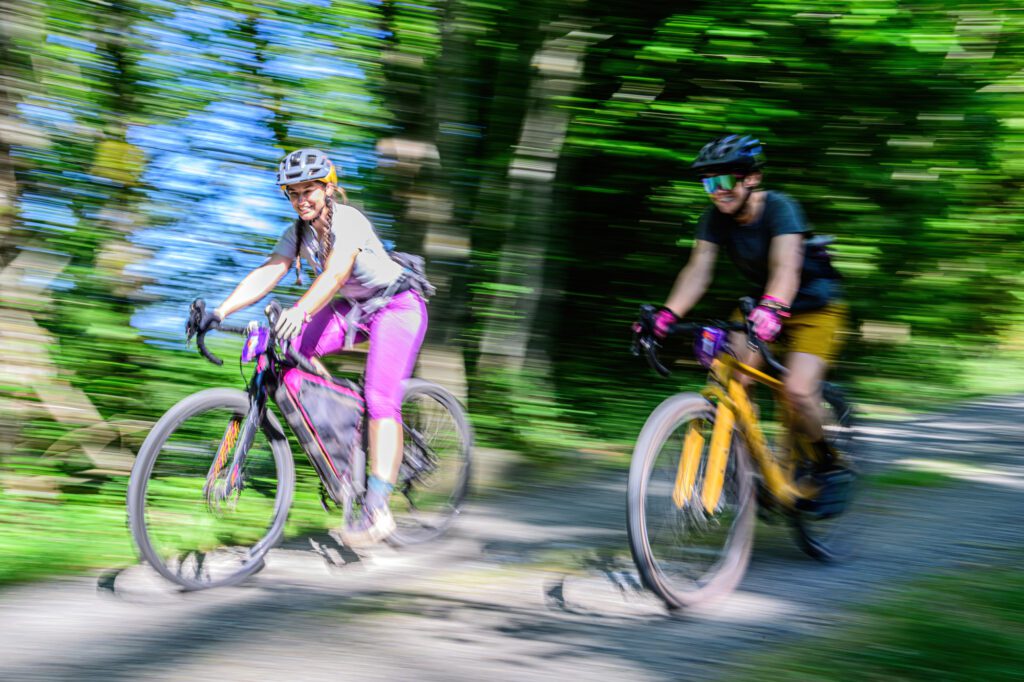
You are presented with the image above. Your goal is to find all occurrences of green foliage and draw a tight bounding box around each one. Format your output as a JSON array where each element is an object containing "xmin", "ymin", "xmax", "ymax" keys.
[
  {"xmin": 0, "ymin": 485, "xmax": 136, "ymax": 585},
  {"xmin": 553, "ymin": 0, "xmax": 1024, "ymax": 434}
]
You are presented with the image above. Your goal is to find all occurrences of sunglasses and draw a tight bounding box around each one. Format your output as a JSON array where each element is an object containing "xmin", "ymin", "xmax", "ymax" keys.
[{"xmin": 701, "ymin": 174, "xmax": 746, "ymax": 193}]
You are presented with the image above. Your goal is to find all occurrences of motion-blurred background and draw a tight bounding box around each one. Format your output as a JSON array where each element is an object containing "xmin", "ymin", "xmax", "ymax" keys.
[{"xmin": 1, "ymin": 0, "xmax": 1022, "ymax": 595}]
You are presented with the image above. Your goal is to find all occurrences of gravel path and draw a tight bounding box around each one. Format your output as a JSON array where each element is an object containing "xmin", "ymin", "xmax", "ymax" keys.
[{"xmin": 1, "ymin": 395, "xmax": 1022, "ymax": 681}]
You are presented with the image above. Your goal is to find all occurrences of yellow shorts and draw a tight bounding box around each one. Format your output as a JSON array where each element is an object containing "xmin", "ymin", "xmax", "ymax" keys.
[
  {"xmin": 778, "ymin": 303, "xmax": 849, "ymax": 365},
  {"xmin": 733, "ymin": 302, "xmax": 849, "ymax": 366}
]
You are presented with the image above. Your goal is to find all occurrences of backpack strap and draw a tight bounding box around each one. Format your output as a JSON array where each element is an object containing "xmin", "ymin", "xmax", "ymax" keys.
[{"xmin": 340, "ymin": 271, "xmax": 416, "ymax": 350}]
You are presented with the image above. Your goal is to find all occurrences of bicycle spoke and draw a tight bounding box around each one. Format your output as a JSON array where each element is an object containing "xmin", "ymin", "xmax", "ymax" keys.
[{"xmin": 388, "ymin": 382, "xmax": 471, "ymax": 545}]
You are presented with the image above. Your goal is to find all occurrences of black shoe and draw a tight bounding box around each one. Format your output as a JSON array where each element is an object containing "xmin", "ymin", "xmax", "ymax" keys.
[{"xmin": 796, "ymin": 466, "xmax": 856, "ymax": 519}]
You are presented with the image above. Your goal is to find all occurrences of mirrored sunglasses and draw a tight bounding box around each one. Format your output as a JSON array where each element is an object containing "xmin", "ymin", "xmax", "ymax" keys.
[{"xmin": 701, "ymin": 174, "xmax": 744, "ymax": 193}]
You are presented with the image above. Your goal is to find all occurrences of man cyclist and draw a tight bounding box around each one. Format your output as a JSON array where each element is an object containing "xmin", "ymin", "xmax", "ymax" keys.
[
  {"xmin": 645, "ymin": 134, "xmax": 849, "ymax": 497},
  {"xmin": 195, "ymin": 148, "xmax": 428, "ymax": 546}
]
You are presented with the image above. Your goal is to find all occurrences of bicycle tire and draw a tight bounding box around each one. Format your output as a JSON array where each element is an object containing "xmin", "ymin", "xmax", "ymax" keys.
[
  {"xmin": 387, "ymin": 379, "xmax": 473, "ymax": 546},
  {"xmin": 627, "ymin": 393, "xmax": 756, "ymax": 609},
  {"xmin": 791, "ymin": 381, "xmax": 860, "ymax": 562},
  {"xmin": 127, "ymin": 388, "xmax": 295, "ymax": 590}
]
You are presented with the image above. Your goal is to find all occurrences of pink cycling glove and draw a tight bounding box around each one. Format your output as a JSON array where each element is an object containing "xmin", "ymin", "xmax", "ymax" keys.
[
  {"xmin": 748, "ymin": 295, "xmax": 790, "ymax": 342},
  {"xmin": 651, "ymin": 306, "xmax": 679, "ymax": 340},
  {"xmin": 632, "ymin": 306, "xmax": 679, "ymax": 340}
]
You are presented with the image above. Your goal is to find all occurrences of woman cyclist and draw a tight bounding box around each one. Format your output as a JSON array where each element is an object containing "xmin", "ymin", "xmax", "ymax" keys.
[
  {"xmin": 644, "ymin": 134, "xmax": 848, "ymax": 492},
  {"xmin": 196, "ymin": 148, "xmax": 427, "ymax": 546}
]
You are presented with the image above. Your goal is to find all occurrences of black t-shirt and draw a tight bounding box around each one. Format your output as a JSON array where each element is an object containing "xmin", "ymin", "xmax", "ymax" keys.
[{"xmin": 695, "ymin": 190, "xmax": 842, "ymax": 312}]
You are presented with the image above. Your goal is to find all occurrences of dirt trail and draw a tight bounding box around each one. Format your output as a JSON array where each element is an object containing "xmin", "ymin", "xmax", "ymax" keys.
[{"xmin": 1, "ymin": 396, "xmax": 1021, "ymax": 681}]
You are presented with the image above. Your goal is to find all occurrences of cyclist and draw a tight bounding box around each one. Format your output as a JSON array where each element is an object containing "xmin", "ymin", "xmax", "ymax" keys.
[
  {"xmin": 643, "ymin": 134, "xmax": 848, "ymax": 492},
  {"xmin": 196, "ymin": 148, "xmax": 428, "ymax": 546}
]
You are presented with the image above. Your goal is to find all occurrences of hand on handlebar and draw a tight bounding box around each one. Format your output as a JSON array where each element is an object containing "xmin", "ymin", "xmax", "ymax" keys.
[
  {"xmin": 632, "ymin": 299, "xmax": 789, "ymax": 378},
  {"xmin": 631, "ymin": 304, "xmax": 672, "ymax": 377},
  {"xmin": 748, "ymin": 305, "xmax": 782, "ymax": 342},
  {"xmin": 650, "ymin": 306, "xmax": 679, "ymax": 340},
  {"xmin": 631, "ymin": 304, "xmax": 678, "ymax": 340},
  {"xmin": 746, "ymin": 296, "xmax": 790, "ymax": 343},
  {"xmin": 274, "ymin": 307, "xmax": 307, "ymax": 341},
  {"xmin": 183, "ymin": 298, "xmax": 329, "ymax": 378}
]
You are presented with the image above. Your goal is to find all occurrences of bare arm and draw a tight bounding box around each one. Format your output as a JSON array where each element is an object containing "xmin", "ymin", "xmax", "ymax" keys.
[
  {"xmin": 293, "ymin": 245, "xmax": 358, "ymax": 319},
  {"xmin": 763, "ymin": 233, "xmax": 803, "ymax": 305},
  {"xmin": 664, "ymin": 239, "xmax": 719, "ymax": 318},
  {"xmin": 214, "ymin": 254, "xmax": 291, "ymax": 319}
]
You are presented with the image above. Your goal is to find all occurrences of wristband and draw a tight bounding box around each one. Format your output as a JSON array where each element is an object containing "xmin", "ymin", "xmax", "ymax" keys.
[{"xmin": 758, "ymin": 295, "xmax": 791, "ymax": 318}]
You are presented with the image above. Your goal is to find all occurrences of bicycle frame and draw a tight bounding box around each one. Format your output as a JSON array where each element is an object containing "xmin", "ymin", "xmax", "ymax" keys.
[
  {"xmin": 200, "ymin": 335, "xmax": 365, "ymax": 522},
  {"xmin": 676, "ymin": 352, "xmax": 808, "ymax": 513}
]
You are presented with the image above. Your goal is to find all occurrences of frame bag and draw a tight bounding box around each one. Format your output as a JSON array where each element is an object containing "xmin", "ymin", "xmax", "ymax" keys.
[{"xmin": 275, "ymin": 367, "xmax": 365, "ymax": 496}]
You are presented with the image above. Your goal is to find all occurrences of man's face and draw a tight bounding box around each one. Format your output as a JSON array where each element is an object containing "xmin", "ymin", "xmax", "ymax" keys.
[
  {"xmin": 702, "ymin": 171, "xmax": 760, "ymax": 215},
  {"xmin": 285, "ymin": 180, "xmax": 333, "ymax": 221}
]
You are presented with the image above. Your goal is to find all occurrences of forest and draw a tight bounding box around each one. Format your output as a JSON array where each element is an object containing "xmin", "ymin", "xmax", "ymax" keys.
[{"xmin": 1, "ymin": 0, "xmax": 1023, "ymax": 522}]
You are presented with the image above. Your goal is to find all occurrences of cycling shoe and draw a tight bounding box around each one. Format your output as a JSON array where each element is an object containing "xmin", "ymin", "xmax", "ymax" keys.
[{"xmin": 796, "ymin": 467, "xmax": 856, "ymax": 519}]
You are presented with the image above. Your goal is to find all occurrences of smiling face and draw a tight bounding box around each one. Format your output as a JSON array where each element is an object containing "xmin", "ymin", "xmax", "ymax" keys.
[
  {"xmin": 703, "ymin": 171, "xmax": 761, "ymax": 215},
  {"xmin": 284, "ymin": 180, "xmax": 334, "ymax": 222}
]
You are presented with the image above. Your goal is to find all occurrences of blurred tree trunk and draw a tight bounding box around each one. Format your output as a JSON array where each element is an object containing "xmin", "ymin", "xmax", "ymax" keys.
[
  {"xmin": 479, "ymin": 26, "xmax": 598, "ymax": 368},
  {"xmin": 375, "ymin": 0, "xmax": 468, "ymax": 396},
  {"xmin": 433, "ymin": 0, "xmax": 544, "ymax": 440},
  {"xmin": 439, "ymin": 6, "xmax": 596, "ymax": 447},
  {"xmin": 0, "ymin": 1, "xmax": 53, "ymax": 482}
]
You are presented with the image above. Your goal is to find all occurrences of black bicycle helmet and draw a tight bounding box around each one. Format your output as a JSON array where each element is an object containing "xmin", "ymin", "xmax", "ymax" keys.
[
  {"xmin": 691, "ymin": 135, "xmax": 766, "ymax": 175},
  {"xmin": 276, "ymin": 148, "xmax": 338, "ymax": 188}
]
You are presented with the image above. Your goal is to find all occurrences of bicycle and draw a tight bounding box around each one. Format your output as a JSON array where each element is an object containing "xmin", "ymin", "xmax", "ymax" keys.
[
  {"xmin": 627, "ymin": 298, "xmax": 858, "ymax": 609},
  {"xmin": 126, "ymin": 299, "xmax": 472, "ymax": 591}
]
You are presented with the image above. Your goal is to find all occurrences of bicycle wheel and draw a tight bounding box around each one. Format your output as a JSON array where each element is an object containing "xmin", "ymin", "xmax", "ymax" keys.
[
  {"xmin": 792, "ymin": 382, "xmax": 860, "ymax": 562},
  {"xmin": 388, "ymin": 379, "xmax": 472, "ymax": 546},
  {"xmin": 627, "ymin": 393, "xmax": 756, "ymax": 609},
  {"xmin": 127, "ymin": 388, "xmax": 295, "ymax": 590}
]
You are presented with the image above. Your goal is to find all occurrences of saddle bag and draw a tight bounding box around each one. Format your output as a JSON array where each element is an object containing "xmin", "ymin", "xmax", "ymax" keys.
[{"xmin": 274, "ymin": 367, "xmax": 365, "ymax": 496}]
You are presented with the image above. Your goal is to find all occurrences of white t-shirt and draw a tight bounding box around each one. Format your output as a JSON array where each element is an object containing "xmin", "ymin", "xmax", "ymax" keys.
[{"xmin": 271, "ymin": 204, "xmax": 403, "ymax": 301}]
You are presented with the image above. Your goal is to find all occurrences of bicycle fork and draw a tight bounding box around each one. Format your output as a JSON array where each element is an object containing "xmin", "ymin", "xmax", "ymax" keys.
[
  {"xmin": 204, "ymin": 401, "xmax": 261, "ymax": 512},
  {"xmin": 672, "ymin": 396, "xmax": 735, "ymax": 514},
  {"xmin": 673, "ymin": 381, "xmax": 805, "ymax": 514}
]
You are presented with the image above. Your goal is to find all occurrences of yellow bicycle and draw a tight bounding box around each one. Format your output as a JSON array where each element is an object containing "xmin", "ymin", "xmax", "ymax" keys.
[{"xmin": 627, "ymin": 299, "xmax": 857, "ymax": 609}]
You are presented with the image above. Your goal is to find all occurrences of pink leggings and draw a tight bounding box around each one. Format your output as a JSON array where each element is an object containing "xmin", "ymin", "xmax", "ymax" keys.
[{"xmin": 294, "ymin": 290, "xmax": 428, "ymax": 420}]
